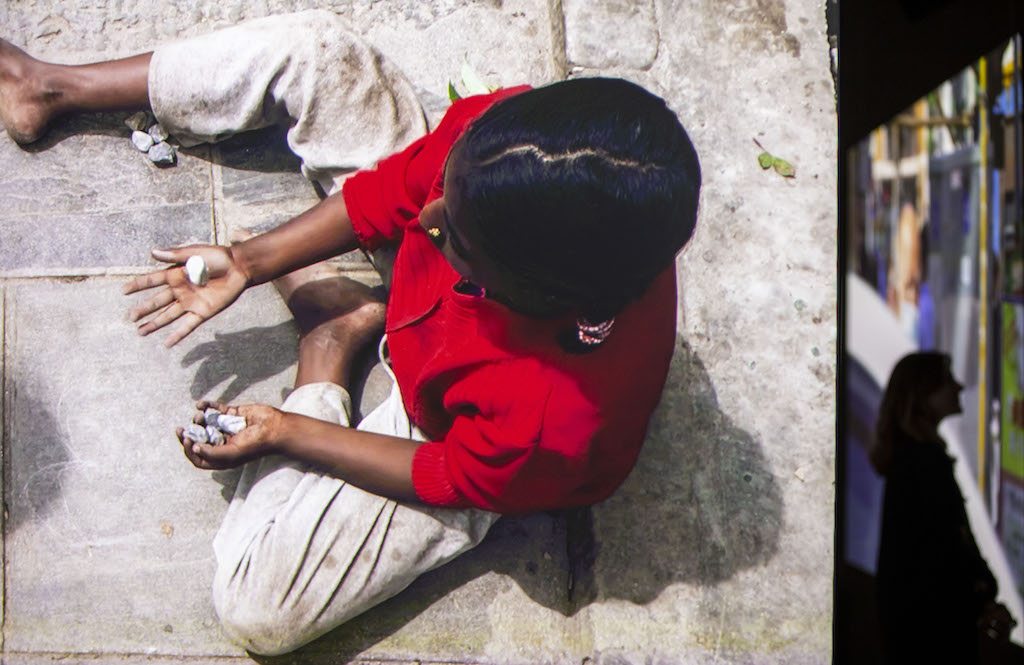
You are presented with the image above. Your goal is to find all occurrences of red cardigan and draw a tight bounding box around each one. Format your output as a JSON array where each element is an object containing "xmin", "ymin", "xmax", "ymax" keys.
[{"xmin": 342, "ymin": 88, "xmax": 677, "ymax": 513}]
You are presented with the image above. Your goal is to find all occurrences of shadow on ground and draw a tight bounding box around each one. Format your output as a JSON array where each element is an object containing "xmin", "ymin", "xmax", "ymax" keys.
[
  {"xmin": 249, "ymin": 335, "xmax": 783, "ymax": 664},
  {"xmin": 182, "ymin": 321, "xmax": 299, "ymax": 404},
  {"xmin": 22, "ymin": 113, "xmax": 307, "ymax": 176},
  {"xmin": 4, "ymin": 396, "xmax": 70, "ymax": 534},
  {"xmin": 571, "ymin": 338, "xmax": 784, "ymax": 606}
]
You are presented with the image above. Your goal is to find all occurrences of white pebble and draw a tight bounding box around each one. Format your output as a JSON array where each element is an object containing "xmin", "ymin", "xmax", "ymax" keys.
[
  {"xmin": 131, "ymin": 130, "xmax": 154, "ymax": 152},
  {"xmin": 148, "ymin": 141, "xmax": 176, "ymax": 165},
  {"xmin": 185, "ymin": 256, "xmax": 208, "ymax": 286},
  {"xmin": 218, "ymin": 414, "xmax": 247, "ymax": 435},
  {"xmin": 148, "ymin": 123, "xmax": 169, "ymax": 142},
  {"xmin": 183, "ymin": 423, "xmax": 208, "ymax": 443},
  {"xmin": 206, "ymin": 426, "xmax": 225, "ymax": 446},
  {"xmin": 203, "ymin": 408, "xmax": 222, "ymax": 428}
]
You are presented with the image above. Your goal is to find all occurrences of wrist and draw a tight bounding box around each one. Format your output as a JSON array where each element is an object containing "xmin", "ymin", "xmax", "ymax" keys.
[
  {"xmin": 270, "ymin": 411, "xmax": 305, "ymax": 457},
  {"xmin": 228, "ymin": 240, "xmax": 259, "ymax": 287}
]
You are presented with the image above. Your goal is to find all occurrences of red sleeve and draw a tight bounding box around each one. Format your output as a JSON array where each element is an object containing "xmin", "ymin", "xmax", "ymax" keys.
[
  {"xmin": 342, "ymin": 86, "xmax": 531, "ymax": 251},
  {"xmin": 410, "ymin": 362, "xmax": 603, "ymax": 513}
]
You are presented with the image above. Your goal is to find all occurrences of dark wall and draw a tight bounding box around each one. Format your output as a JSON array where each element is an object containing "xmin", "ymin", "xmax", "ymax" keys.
[
  {"xmin": 838, "ymin": 3, "xmax": 1022, "ymax": 662},
  {"xmin": 840, "ymin": 0, "xmax": 1023, "ymax": 151}
]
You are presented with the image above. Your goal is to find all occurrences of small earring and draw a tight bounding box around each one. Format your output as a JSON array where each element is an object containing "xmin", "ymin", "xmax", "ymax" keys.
[
  {"xmin": 427, "ymin": 227, "xmax": 442, "ymax": 238},
  {"xmin": 577, "ymin": 317, "xmax": 615, "ymax": 346}
]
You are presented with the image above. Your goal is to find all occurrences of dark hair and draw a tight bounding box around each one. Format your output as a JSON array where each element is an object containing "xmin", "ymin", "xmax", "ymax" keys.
[
  {"xmin": 871, "ymin": 351, "xmax": 950, "ymax": 475},
  {"xmin": 455, "ymin": 77, "xmax": 701, "ymax": 349}
]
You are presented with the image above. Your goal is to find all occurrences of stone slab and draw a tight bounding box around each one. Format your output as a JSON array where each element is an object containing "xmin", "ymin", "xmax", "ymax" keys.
[
  {"xmin": 0, "ymin": 115, "xmax": 213, "ymax": 275},
  {"xmin": 0, "ymin": 203, "xmax": 212, "ymax": 274},
  {"xmin": 2, "ymin": 278, "xmax": 296, "ymax": 656},
  {"xmin": 553, "ymin": 0, "xmax": 837, "ymax": 660},
  {"xmin": 563, "ymin": 0, "xmax": 659, "ymax": 70},
  {"xmin": 352, "ymin": 0, "xmax": 563, "ymax": 124},
  {"xmin": 563, "ymin": 0, "xmax": 837, "ymax": 661}
]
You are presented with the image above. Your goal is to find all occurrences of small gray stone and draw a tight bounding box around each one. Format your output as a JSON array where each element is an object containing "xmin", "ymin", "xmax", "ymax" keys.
[
  {"xmin": 148, "ymin": 141, "xmax": 176, "ymax": 166},
  {"xmin": 203, "ymin": 408, "xmax": 221, "ymax": 429},
  {"xmin": 131, "ymin": 130, "xmax": 154, "ymax": 152},
  {"xmin": 148, "ymin": 123, "xmax": 170, "ymax": 142},
  {"xmin": 217, "ymin": 414, "xmax": 247, "ymax": 435},
  {"xmin": 206, "ymin": 426, "xmax": 225, "ymax": 446},
  {"xmin": 183, "ymin": 423, "xmax": 207, "ymax": 444},
  {"xmin": 124, "ymin": 111, "xmax": 151, "ymax": 131}
]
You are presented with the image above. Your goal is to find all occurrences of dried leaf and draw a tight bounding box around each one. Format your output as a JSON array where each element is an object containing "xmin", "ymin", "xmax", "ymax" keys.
[{"xmin": 757, "ymin": 151, "xmax": 773, "ymax": 169}]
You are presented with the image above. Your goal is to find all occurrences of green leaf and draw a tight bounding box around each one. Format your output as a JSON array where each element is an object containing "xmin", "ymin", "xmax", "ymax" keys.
[
  {"xmin": 772, "ymin": 157, "xmax": 795, "ymax": 178},
  {"xmin": 757, "ymin": 151, "xmax": 773, "ymax": 169},
  {"xmin": 461, "ymin": 62, "xmax": 491, "ymax": 95},
  {"xmin": 447, "ymin": 81, "xmax": 462, "ymax": 102}
]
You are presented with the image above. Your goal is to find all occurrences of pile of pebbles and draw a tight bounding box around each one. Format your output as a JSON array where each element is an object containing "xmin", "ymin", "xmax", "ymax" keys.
[
  {"xmin": 125, "ymin": 111, "xmax": 177, "ymax": 166},
  {"xmin": 183, "ymin": 408, "xmax": 246, "ymax": 446}
]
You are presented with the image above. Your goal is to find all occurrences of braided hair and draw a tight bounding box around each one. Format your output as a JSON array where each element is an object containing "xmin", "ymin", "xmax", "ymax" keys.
[{"xmin": 455, "ymin": 77, "xmax": 701, "ymax": 351}]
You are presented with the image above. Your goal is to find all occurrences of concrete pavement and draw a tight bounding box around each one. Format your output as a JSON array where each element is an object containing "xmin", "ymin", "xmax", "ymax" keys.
[{"xmin": 0, "ymin": 1, "xmax": 838, "ymax": 663}]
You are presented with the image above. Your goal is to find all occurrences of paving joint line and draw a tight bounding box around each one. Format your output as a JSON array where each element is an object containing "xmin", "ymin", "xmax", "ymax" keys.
[
  {"xmin": 209, "ymin": 145, "xmax": 222, "ymax": 246},
  {"xmin": 1, "ymin": 284, "xmax": 8, "ymax": 653},
  {"xmin": 0, "ymin": 651, "xmax": 252, "ymax": 662},
  {"xmin": 547, "ymin": 0, "xmax": 570, "ymax": 79},
  {"xmin": 0, "ymin": 650, "xmax": 498, "ymax": 664}
]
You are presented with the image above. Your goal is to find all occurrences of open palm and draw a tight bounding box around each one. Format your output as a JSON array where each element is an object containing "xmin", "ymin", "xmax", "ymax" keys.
[{"xmin": 124, "ymin": 245, "xmax": 249, "ymax": 347}]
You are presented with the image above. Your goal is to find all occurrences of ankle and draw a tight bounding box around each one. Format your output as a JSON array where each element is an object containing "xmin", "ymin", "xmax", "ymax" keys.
[{"xmin": 0, "ymin": 44, "xmax": 61, "ymax": 143}]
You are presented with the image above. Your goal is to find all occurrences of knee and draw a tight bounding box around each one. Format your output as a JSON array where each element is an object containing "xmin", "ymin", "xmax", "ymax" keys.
[{"xmin": 212, "ymin": 578, "xmax": 314, "ymax": 656}]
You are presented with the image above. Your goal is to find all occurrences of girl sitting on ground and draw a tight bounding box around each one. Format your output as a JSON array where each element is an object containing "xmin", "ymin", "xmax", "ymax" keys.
[{"xmin": 0, "ymin": 11, "xmax": 700, "ymax": 656}]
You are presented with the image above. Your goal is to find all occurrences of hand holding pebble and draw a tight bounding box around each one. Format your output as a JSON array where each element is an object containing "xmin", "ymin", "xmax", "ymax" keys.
[
  {"xmin": 185, "ymin": 255, "xmax": 208, "ymax": 286},
  {"xmin": 181, "ymin": 407, "xmax": 246, "ymax": 446}
]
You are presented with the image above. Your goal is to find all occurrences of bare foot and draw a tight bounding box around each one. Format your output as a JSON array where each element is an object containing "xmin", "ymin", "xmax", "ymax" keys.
[
  {"xmin": 0, "ymin": 39, "xmax": 57, "ymax": 144},
  {"xmin": 276, "ymin": 267, "xmax": 386, "ymax": 388}
]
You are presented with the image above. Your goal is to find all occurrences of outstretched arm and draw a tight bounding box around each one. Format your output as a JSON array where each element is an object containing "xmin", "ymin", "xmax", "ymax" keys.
[
  {"xmin": 231, "ymin": 190, "xmax": 361, "ymax": 286},
  {"xmin": 125, "ymin": 190, "xmax": 361, "ymax": 346},
  {"xmin": 179, "ymin": 401, "xmax": 419, "ymax": 503}
]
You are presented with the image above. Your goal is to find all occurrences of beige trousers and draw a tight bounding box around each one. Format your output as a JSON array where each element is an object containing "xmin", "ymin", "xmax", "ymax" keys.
[
  {"xmin": 149, "ymin": 9, "xmax": 426, "ymax": 196},
  {"xmin": 149, "ymin": 12, "xmax": 499, "ymax": 655}
]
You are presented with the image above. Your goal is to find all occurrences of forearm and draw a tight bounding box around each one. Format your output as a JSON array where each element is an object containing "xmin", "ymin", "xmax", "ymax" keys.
[
  {"xmin": 232, "ymin": 190, "xmax": 361, "ymax": 286},
  {"xmin": 277, "ymin": 412, "xmax": 421, "ymax": 503}
]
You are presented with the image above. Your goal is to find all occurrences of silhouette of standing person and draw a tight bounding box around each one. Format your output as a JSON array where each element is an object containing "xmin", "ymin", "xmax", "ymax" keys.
[{"xmin": 871, "ymin": 352, "xmax": 1016, "ymax": 664}]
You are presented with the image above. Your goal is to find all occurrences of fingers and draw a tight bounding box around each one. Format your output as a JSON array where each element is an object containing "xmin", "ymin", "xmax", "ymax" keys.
[
  {"xmin": 178, "ymin": 429, "xmax": 249, "ymax": 470},
  {"xmin": 123, "ymin": 247, "xmax": 199, "ymax": 295},
  {"xmin": 163, "ymin": 311, "xmax": 205, "ymax": 348},
  {"xmin": 195, "ymin": 400, "xmax": 237, "ymax": 414},
  {"xmin": 136, "ymin": 302, "xmax": 185, "ymax": 336},
  {"xmin": 123, "ymin": 268, "xmax": 172, "ymax": 295},
  {"xmin": 178, "ymin": 425, "xmax": 235, "ymax": 470},
  {"xmin": 128, "ymin": 286, "xmax": 175, "ymax": 322},
  {"xmin": 190, "ymin": 441, "xmax": 247, "ymax": 467},
  {"xmin": 135, "ymin": 303, "xmax": 204, "ymax": 347},
  {"xmin": 151, "ymin": 247, "xmax": 193, "ymax": 264},
  {"xmin": 177, "ymin": 427, "xmax": 215, "ymax": 470}
]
